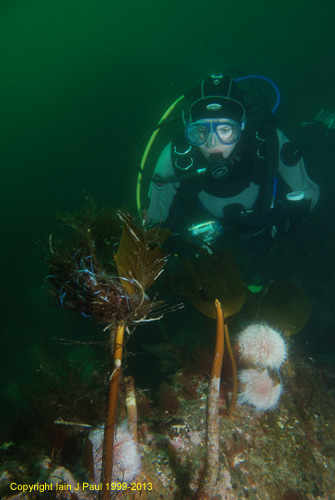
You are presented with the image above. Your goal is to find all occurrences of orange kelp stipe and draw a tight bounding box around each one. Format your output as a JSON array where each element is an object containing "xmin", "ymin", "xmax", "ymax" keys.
[
  {"xmin": 197, "ymin": 299, "xmax": 225, "ymax": 499},
  {"xmin": 212, "ymin": 301, "xmax": 237, "ymax": 415},
  {"xmin": 212, "ymin": 299, "xmax": 225, "ymax": 379},
  {"xmin": 101, "ymin": 321, "xmax": 125, "ymax": 500},
  {"xmin": 224, "ymin": 324, "xmax": 238, "ymax": 415}
]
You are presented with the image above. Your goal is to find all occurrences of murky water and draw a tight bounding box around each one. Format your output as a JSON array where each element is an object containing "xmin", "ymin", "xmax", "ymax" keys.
[{"xmin": 1, "ymin": 0, "xmax": 334, "ymax": 440}]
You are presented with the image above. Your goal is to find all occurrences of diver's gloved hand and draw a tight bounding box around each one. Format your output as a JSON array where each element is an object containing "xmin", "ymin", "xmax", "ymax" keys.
[
  {"xmin": 239, "ymin": 225, "xmax": 277, "ymax": 255},
  {"xmin": 238, "ymin": 202, "xmax": 288, "ymax": 255},
  {"xmin": 162, "ymin": 234, "xmax": 203, "ymax": 259},
  {"xmin": 239, "ymin": 196, "xmax": 311, "ymax": 255}
]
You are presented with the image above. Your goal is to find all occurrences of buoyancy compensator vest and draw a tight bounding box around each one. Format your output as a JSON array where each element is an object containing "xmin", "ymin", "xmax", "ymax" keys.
[{"xmin": 167, "ymin": 115, "xmax": 282, "ymax": 235}]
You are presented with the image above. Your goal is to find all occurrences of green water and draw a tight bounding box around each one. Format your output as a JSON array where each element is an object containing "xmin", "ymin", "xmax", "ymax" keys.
[{"xmin": 1, "ymin": 0, "xmax": 335, "ymax": 438}]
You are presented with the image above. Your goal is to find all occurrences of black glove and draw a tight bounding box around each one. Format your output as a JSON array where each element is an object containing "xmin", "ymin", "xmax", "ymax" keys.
[
  {"xmin": 163, "ymin": 234, "xmax": 202, "ymax": 259},
  {"xmin": 237, "ymin": 201, "xmax": 288, "ymax": 255}
]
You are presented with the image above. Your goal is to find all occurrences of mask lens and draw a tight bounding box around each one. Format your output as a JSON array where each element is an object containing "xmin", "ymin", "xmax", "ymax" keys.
[
  {"xmin": 215, "ymin": 122, "xmax": 240, "ymax": 144},
  {"xmin": 186, "ymin": 120, "xmax": 241, "ymax": 146},
  {"xmin": 185, "ymin": 122, "xmax": 210, "ymax": 145}
]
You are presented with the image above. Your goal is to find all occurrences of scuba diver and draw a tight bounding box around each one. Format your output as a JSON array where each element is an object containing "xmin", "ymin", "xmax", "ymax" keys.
[{"xmin": 137, "ymin": 73, "xmax": 321, "ymax": 265}]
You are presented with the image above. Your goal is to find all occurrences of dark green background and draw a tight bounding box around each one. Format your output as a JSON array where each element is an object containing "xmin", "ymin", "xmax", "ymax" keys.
[{"xmin": 1, "ymin": 0, "xmax": 334, "ymax": 437}]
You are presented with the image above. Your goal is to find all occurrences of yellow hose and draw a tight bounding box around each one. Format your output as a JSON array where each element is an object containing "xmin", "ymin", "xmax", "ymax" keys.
[{"xmin": 136, "ymin": 95, "xmax": 185, "ymax": 216}]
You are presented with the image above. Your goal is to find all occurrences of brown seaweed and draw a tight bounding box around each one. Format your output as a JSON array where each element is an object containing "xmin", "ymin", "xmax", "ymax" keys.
[
  {"xmin": 47, "ymin": 203, "xmax": 170, "ymax": 325},
  {"xmin": 250, "ymin": 279, "xmax": 311, "ymax": 335},
  {"xmin": 170, "ymin": 251, "xmax": 247, "ymax": 318}
]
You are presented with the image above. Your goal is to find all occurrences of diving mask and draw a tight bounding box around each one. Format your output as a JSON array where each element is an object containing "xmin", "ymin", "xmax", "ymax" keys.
[{"xmin": 185, "ymin": 119, "xmax": 242, "ymax": 146}]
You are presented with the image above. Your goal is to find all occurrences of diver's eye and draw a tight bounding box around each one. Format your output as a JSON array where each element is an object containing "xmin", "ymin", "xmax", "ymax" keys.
[
  {"xmin": 216, "ymin": 125, "xmax": 234, "ymax": 141},
  {"xmin": 196, "ymin": 126, "xmax": 208, "ymax": 141}
]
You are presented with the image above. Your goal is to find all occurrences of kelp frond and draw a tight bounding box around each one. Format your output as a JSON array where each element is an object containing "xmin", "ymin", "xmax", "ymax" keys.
[{"xmin": 116, "ymin": 211, "xmax": 171, "ymax": 293}]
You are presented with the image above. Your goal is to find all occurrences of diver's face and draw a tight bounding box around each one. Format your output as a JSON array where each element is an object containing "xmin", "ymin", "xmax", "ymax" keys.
[{"xmin": 186, "ymin": 118, "xmax": 241, "ymax": 160}]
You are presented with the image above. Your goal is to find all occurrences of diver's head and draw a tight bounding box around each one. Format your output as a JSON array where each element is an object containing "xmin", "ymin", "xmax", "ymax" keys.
[{"xmin": 185, "ymin": 75, "xmax": 246, "ymax": 160}]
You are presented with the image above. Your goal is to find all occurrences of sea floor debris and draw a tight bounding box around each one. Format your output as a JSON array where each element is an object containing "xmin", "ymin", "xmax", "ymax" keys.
[{"xmin": 1, "ymin": 348, "xmax": 335, "ymax": 500}]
